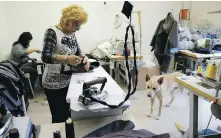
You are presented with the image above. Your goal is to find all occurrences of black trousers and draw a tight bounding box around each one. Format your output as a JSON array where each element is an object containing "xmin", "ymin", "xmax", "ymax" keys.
[{"xmin": 44, "ymin": 87, "xmax": 71, "ymax": 123}]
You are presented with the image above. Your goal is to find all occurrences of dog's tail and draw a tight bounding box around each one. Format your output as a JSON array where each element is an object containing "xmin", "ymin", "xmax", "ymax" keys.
[
  {"xmin": 175, "ymin": 122, "xmax": 185, "ymax": 135},
  {"xmin": 178, "ymin": 85, "xmax": 188, "ymax": 94}
]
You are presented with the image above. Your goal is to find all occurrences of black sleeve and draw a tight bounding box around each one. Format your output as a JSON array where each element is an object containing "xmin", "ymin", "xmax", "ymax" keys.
[
  {"xmin": 150, "ymin": 20, "xmax": 164, "ymax": 51},
  {"xmin": 41, "ymin": 29, "xmax": 58, "ymax": 64}
]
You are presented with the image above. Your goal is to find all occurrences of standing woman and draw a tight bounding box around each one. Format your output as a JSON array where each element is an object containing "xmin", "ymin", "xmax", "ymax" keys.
[
  {"xmin": 41, "ymin": 4, "xmax": 89, "ymax": 123},
  {"xmin": 10, "ymin": 32, "xmax": 40, "ymax": 88}
]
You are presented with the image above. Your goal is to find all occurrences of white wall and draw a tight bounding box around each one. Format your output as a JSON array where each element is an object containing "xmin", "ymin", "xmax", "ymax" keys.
[
  {"xmin": 187, "ymin": 1, "xmax": 221, "ymax": 28},
  {"xmin": 1, "ymin": 1, "xmax": 182, "ymax": 60},
  {"xmin": 0, "ymin": 2, "xmax": 12, "ymax": 61}
]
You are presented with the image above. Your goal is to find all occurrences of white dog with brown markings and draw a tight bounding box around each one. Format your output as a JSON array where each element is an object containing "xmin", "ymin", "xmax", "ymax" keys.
[{"xmin": 145, "ymin": 72, "xmax": 185, "ymax": 120}]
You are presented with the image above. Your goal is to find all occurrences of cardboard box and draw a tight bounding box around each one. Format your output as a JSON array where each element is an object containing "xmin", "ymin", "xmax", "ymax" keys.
[{"xmin": 132, "ymin": 65, "xmax": 161, "ymax": 90}]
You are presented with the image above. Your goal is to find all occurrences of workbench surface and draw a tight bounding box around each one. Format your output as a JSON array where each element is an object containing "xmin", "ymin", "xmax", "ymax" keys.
[
  {"xmin": 66, "ymin": 66, "xmax": 131, "ymax": 112},
  {"xmin": 175, "ymin": 76, "xmax": 221, "ymax": 105},
  {"xmin": 179, "ymin": 50, "xmax": 221, "ymax": 59}
]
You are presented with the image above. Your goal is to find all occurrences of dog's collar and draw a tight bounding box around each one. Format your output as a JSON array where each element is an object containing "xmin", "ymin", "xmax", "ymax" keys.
[{"xmin": 154, "ymin": 91, "xmax": 160, "ymax": 96}]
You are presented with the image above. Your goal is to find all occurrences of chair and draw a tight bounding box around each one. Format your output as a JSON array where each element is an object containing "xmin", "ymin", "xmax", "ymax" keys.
[
  {"xmin": 24, "ymin": 73, "xmax": 34, "ymax": 98},
  {"xmin": 174, "ymin": 53, "xmax": 192, "ymax": 75}
]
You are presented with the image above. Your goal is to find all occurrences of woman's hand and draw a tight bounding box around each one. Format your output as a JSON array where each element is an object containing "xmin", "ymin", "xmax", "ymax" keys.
[
  {"xmin": 27, "ymin": 49, "xmax": 41, "ymax": 54},
  {"xmin": 34, "ymin": 49, "xmax": 41, "ymax": 53},
  {"xmin": 81, "ymin": 56, "xmax": 89, "ymax": 71},
  {"xmin": 67, "ymin": 55, "xmax": 82, "ymax": 66}
]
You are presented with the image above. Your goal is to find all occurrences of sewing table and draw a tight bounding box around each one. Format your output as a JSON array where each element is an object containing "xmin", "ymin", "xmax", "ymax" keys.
[
  {"xmin": 97, "ymin": 42, "xmax": 143, "ymax": 86},
  {"xmin": 66, "ymin": 66, "xmax": 131, "ymax": 121},
  {"xmin": 179, "ymin": 50, "xmax": 221, "ymax": 71},
  {"xmin": 175, "ymin": 76, "xmax": 221, "ymax": 138}
]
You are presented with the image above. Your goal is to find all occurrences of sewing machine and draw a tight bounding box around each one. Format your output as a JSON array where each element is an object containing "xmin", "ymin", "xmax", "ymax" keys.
[{"xmin": 97, "ymin": 38, "xmax": 138, "ymax": 57}]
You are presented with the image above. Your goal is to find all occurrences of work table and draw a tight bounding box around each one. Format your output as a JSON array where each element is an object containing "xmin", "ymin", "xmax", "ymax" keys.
[
  {"xmin": 66, "ymin": 66, "xmax": 131, "ymax": 120},
  {"xmin": 175, "ymin": 76, "xmax": 221, "ymax": 105},
  {"xmin": 179, "ymin": 50, "xmax": 221, "ymax": 59},
  {"xmin": 175, "ymin": 75, "xmax": 221, "ymax": 138}
]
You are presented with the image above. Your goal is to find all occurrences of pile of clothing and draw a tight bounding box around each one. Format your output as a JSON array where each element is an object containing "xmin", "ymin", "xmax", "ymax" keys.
[
  {"xmin": 0, "ymin": 60, "xmax": 29, "ymax": 116},
  {"xmin": 178, "ymin": 25, "xmax": 194, "ymax": 50},
  {"xmin": 150, "ymin": 14, "xmax": 221, "ymax": 73},
  {"xmin": 84, "ymin": 120, "xmax": 170, "ymax": 138}
]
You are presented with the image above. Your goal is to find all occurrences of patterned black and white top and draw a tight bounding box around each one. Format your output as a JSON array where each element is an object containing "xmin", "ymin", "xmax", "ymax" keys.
[{"xmin": 41, "ymin": 26, "xmax": 82, "ymax": 89}]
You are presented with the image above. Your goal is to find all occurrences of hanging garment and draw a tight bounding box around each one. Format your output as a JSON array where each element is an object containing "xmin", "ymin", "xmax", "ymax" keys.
[
  {"xmin": 0, "ymin": 60, "xmax": 30, "ymax": 116},
  {"xmin": 150, "ymin": 12, "xmax": 179, "ymax": 73}
]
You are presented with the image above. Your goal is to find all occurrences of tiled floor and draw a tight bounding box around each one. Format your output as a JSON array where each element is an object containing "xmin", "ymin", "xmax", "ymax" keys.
[{"xmin": 28, "ymin": 85, "xmax": 221, "ymax": 137}]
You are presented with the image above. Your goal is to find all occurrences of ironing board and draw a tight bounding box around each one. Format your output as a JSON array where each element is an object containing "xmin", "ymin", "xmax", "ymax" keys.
[{"xmin": 66, "ymin": 66, "xmax": 131, "ymax": 121}]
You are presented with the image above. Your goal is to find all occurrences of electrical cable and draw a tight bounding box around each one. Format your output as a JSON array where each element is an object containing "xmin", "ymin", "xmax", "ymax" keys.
[
  {"xmin": 204, "ymin": 114, "xmax": 213, "ymax": 135},
  {"xmin": 85, "ymin": 9, "xmax": 138, "ymax": 109},
  {"xmin": 203, "ymin": 83, "xmax": 221, "ymax": 135}
]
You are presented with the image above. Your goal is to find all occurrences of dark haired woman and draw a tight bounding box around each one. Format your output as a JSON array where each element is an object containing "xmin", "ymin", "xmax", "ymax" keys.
[{"xmin": 10, "ymin": 32, "xmax": 40, "ymax": 89}]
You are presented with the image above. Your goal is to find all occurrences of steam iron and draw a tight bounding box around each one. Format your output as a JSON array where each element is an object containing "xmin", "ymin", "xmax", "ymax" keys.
[{"xmin": 78, "ymin": 77, "xmax": 108, "ymax": 106}]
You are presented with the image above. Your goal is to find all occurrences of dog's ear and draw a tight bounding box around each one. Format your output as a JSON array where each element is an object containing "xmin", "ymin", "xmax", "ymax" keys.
[
  {"xmin": 145, "ymin": 74, "xmax": 150, "ymax": 82},
  {"xmin": 157, "ymin": 77, "xmax": 164, "ymax": 85}
]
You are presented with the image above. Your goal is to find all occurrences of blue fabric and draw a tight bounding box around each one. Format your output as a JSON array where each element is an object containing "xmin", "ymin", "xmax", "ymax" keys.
[
  {"xmin": 198, "ymin": 129, "xmax": 217, "ymax": 136},
  {"xmin": 168, "ymin": 48, "xmax": 179, "ymax": 56}
]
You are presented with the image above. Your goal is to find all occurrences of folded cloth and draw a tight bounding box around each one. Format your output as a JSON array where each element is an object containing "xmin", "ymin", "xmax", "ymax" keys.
[
  {"xmin": 89, "ymin": 61, "xmax": 100, "ymax": 70},
  {"xmin": 83, "ymin": 120, "xmax": 171, "ymax": 138},
  {"xmin": 60, "ymin": 61, "xmax": 100, "ymax": 74},
  {"xmin": 190, "ymin": 48, "xmax": 211, "ymax": 54},
  {"xmin": 83, "ymin": 120, "xmax": 135, "ymax": 137},
  {"xmin": 85, "ymin": 130, "xmax": 157, "ymax": 138}
]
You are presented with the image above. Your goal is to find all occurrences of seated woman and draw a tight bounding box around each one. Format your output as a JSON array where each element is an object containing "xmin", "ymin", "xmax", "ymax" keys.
[{"xmin": 10, "ymin": 32, "xmax": 41, "ymax": 89}]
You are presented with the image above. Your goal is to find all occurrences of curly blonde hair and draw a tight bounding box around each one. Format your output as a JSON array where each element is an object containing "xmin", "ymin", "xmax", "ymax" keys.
[{"xmin": 60, "ymin": 4, "xmax": 88, "ymax": 25}]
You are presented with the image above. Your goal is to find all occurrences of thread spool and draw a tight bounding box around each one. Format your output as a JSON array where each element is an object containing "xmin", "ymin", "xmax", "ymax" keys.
[
  {"xmin": 53, "ymin": 130, "xmax": 61, "ymax": 138},
  {"xmin": 197, "ymin": 66, "xmax": 203, "ymax": 74},
  {"xmin": 180, "ymin": 9, "xmax": 189, "ymax": 20},
  {"xmin": 206, "ymin": 62, "xmax": 218, "ymax": 80},
  {"xmin": 9, "ymin": 128, "xmax": 19, "ymax": 138},
  {"xmin": 65, "ymin": 118, "xmax": 75, "ymax": 138}
]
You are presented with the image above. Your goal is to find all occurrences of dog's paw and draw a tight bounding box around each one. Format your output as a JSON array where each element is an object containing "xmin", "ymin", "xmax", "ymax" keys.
[
  {"xmin": 146, "ymin": 113, "xmax": 152, "ymax": 117},
  {"xmin": 166, "ymin": 104, "xmax": 171, "ymax": 107},
  {"xmin": 155, "ymin": 116, "xmax": 160, "ymax": 120}
]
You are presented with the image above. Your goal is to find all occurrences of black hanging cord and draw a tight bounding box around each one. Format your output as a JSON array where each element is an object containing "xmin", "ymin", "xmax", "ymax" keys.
[{"xmin": 88, "ymin": 16, "xmax": 138, "ymax": 109}]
